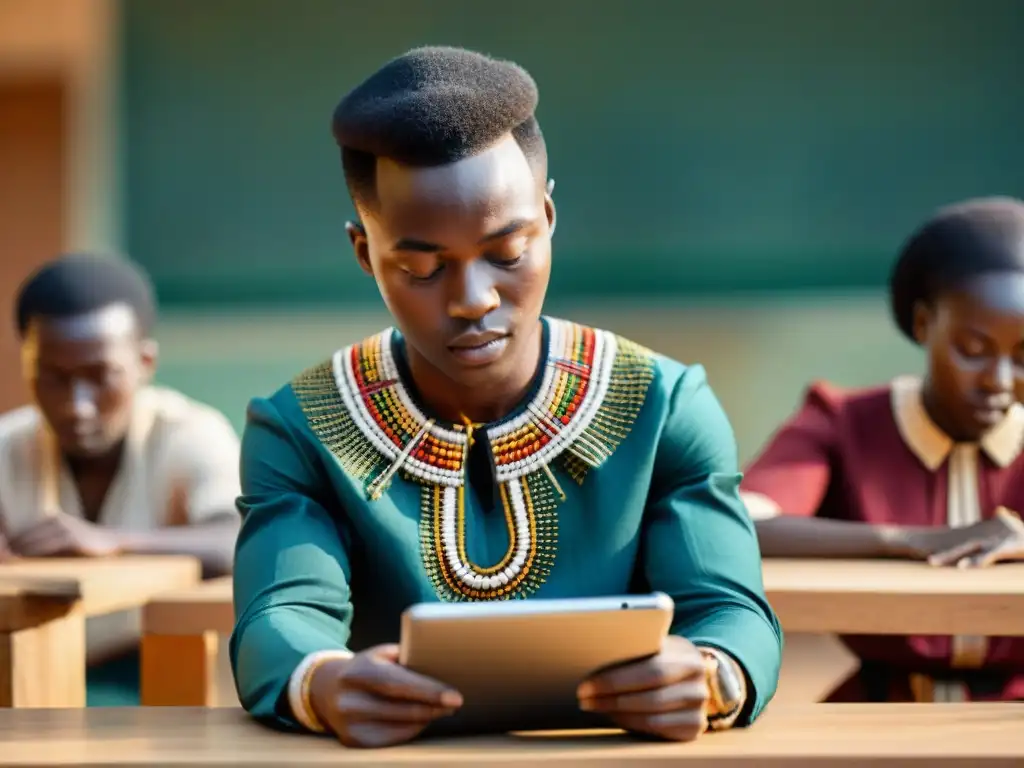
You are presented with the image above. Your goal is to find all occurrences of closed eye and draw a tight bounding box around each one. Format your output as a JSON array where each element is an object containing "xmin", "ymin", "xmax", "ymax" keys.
[
  {"xmin": 488, "ymin": 252, "xmax": 526, "ymax": 269},
  {"xmin": 407, "ymin": 264, "xmax": 445, "ymax": 283}
]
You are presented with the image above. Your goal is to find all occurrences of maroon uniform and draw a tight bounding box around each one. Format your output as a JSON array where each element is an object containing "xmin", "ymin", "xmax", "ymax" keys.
[{"xmin": 742, "ymin": 375, "xmax": 1024, "ymax": 702}]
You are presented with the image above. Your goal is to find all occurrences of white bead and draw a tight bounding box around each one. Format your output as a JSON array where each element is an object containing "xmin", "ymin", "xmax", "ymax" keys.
[{"xmin": 497, "ymin": 572, "xmax": 509, "ymax": 586}]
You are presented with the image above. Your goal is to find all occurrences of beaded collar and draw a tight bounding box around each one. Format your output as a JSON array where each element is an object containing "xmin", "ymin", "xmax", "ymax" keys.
[{"xmin": 292, "ymin": 316, "xmax": 655, "ymax": 601}]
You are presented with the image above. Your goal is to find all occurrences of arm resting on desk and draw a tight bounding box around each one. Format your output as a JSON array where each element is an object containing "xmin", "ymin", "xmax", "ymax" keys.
[
  {"xmin": 117, "ymin": 517, "xmax": 239, "ymax": 578},
  {"xmin": 740, "ymin": 384, "xmax": 926, "ymax": 559},
  {"xmin": 645, "ymin": 365, "xmax": 783, "ymax": 725},
  {"xmin": 230, "ymin": 397, "xmax": 354, "ymax": 731}
]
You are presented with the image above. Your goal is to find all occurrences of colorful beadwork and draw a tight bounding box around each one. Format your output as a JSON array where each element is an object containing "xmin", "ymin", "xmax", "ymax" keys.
[{"xmin": 292, "ymin": 317, "xmax": 655, "ymax": 602}]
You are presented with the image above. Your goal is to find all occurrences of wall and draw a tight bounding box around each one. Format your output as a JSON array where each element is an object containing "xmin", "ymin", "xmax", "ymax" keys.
[
  {"xmin": 0, "ymin": 0, "xmax": 120, "ymax": 253},
  {"xmin": 122, "ymin": 0, "xmax": 1024, "ymax": 307}
]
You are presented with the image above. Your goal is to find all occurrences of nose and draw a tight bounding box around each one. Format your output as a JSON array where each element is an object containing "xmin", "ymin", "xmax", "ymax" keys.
[
  {"xmin": 69, "ymin": 380, "xmax": 99, "ymax": 421},
  {"xmin": 447, "ymin": 262, "xmax": 500, "ymax": 321}
]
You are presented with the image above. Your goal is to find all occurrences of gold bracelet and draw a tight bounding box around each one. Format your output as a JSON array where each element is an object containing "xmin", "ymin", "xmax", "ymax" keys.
[{"xmin": 288, "ymin": 650, "xmax": 354, "ymax": 733}]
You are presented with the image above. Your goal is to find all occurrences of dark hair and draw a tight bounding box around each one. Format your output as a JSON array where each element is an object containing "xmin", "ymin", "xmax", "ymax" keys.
[
  {"xmin": 332, "ymin": 46, "xmax": 547, "ymax": 206},
  {"xmin": 15, "ymin": 253, "xmax": 157, "ymax": 338},
  {"xmin": 889, "ymin": 196, "xmax": 1024, "ymax": 341}
]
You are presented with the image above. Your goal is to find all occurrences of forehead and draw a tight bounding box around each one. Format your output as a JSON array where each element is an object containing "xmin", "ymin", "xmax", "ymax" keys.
[
  {"xmin": 28, "ymin": 304, "xmax": 139, "ymax": 360},
  {"xmin": 370, "ymin": 135, "xmax": 541, "ymax": 238},
  {"xmin": 939, "ymin": 272, "xmax": 1024, "ymax": 324}
]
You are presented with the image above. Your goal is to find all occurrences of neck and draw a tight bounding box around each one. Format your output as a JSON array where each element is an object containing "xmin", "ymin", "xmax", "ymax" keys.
[
  {"xmin": 409, "ymin": 321, "xmax": 544, "ymax": 424},
  {"xmin": 65, "ymin": 440, "xmax": 126, "ymax": 478},
  {"xmin": 920, "ymin": 379, "xmax": 976, "ymax": 443}
]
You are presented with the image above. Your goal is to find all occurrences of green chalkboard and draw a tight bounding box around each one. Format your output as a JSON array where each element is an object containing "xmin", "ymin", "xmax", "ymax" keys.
[{"xmin": 121, "ymin": 0, "xmax": 1024, "ymax": 307}]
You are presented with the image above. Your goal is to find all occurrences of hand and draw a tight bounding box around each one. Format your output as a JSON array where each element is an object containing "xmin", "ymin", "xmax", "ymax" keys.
[
  {"xmin": 926, "ymin": 507, "xmax": 1024, "ymax": 568},
  {"xmin": 308, "ymin": 644, "xmax": 462, "ymax": 748},
  {"xmin": 577, "ymin": 635, "xmax": 709, "ymax": 742},
  {"xmin": 9, "ymin": 513, "xmax": 123, "ymax": 558}
]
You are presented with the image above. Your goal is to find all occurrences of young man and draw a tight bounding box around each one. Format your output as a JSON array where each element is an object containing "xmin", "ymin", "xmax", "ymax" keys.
[
  {"xmin": 231, "ymin": 46, "xmax": 781, "ymax": 747},
  {"xmin": 1, "ymin": 253, "xmax": 241, "ymax": 703}
]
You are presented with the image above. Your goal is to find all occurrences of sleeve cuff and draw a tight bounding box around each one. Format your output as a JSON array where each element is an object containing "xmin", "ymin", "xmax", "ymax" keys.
[
  {"xmin": 740, "ymin": 491, "xmax": 782, "ymax": 521},
  {"xmin": 286, "ymin": 649, "xmax": 354, "ymax": 733}
]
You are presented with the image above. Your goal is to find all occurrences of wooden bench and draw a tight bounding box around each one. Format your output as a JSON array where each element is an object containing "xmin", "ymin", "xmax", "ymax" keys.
[
  {"xmin": 0, "ymin": 704, "xmax": 1021, "ymax": 765},
  {"xmin": 0, "ymin": 557, "xmax": 200, "ymax": 707}
]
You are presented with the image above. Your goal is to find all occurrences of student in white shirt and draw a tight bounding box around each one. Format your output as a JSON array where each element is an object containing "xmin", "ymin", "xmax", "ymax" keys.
[{"xmin": 0, "ymin": 253, "xmax": 241, "ymax": 704}]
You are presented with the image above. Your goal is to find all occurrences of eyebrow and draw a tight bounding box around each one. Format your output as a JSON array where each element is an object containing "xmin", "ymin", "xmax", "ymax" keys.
[{"xmin": 392, "ymin": 219, "xmax": 533, "ymax": 252}]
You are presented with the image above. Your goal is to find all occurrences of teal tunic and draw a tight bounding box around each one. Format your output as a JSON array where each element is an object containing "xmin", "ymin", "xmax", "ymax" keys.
[{"xmin": 231, "ymin": 318, "xmax": 782, "ymax": 730}]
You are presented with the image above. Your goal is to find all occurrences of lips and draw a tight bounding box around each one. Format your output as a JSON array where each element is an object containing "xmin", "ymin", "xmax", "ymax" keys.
[
  {"xmin": 446, "ymin": 331, "xmax": 511, "ymax": 367},
  {"xmin": 447, "ymin": 330, "xmax": 509, "ymax": 350}
]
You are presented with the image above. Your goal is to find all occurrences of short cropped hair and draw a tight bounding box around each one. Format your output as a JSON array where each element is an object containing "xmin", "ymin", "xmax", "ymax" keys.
[
  {"xmin": 889, "ymin": 197, "xmax": 1024, "ymax": 341},
  {"xmin": 15, "ymin": 253, "xmax": 157, "ymax": 338},
  {"xmin": 331, "ymin": 46, "xmax": 547, "ymax": 206}
]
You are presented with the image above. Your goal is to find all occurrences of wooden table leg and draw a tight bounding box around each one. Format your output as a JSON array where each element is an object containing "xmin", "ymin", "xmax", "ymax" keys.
[
  {"xmin": 773, "ymin": 633, "xmax": 860, "ymax": 705},
  {"xmin": 0, "ymin": 609, "xmax": 87, "ymax": 707},
  {"xmin": 141, "ymin": 631, "xmax": 219, "ymax": 706}
]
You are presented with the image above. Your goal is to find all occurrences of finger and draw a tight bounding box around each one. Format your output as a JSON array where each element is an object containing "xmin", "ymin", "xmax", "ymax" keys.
[
  {"xmin": 579, "ymin": 654, "xmax": 704, "ymax": 698},
  {"xmin": 334, "ymin": 689, "xmax": 457, "ymax": 724},
  {"xmin": 345, "ymin": 655, "xmax": 462, "ymax": 708},
  {"xmin": 336, "ymin": 721, "xmax": 429, "ymax": 749},
  {"xmin": 927, "ymin": 539, "xmax": 987, "ymax": 567},
  {"xmin": 937, "ymin": 536, "xmax": 1003, "ymax": 569},
  {"xmin": 368, "ymin": 643, "xmax": 401, "ymax": 663},
  {"xmin": 609, "ymin": 707, "xmax": 707, "ymax": 742},
  {"xmin": 968, "ymin": 543, "xmax": 1018, "ymax": 568},
  {"xmin": 580, "ymin": 679, "xmax": 708, "ymax": 714}
]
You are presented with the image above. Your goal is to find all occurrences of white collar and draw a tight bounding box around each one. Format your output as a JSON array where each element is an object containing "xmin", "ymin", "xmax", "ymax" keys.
[{"xmin": 890, "ymin": 375, "xmax": 1024, "ymax": 471}]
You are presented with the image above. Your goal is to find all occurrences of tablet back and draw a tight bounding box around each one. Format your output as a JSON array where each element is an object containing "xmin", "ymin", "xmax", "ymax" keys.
[{"xmin": 399, "ymin": 593, "xmax": 674, "ymax": 735}]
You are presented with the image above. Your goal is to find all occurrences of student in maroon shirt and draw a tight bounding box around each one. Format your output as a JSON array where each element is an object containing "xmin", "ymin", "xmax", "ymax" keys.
[{"xmin": 741, "ymin": 197, "xmax": 1024, "ymax": 703}]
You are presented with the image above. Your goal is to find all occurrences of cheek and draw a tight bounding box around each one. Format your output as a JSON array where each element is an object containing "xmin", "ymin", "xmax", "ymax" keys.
[
  {"xmin": 930, "ymin": 347, "xmax": 977, "ymax": 393},
  {"xmin": 502, "ymin": 251, "xmax": 551, "ymax": 306}
]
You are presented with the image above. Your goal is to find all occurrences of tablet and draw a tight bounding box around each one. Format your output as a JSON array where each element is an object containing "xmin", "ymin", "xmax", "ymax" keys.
[{"xmin": 399, "ymin": 592, "xmax": 674, "ymax": 736}]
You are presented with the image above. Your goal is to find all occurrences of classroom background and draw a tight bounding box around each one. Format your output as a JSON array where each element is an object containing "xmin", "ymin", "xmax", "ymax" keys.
[{"xmin": 2, "ymin": 0, "xmax": 1023, "ymax": 462}]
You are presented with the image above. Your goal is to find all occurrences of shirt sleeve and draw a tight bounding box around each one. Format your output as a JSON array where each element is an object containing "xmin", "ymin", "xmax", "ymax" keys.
[
  {"xmin": 739, "ymin": 382, "xmax": 839, "ymax": 520},
  {"xmin": 642, "ymin": 363, "xmax": 783, "ymax": 725},
  {"xmin": 230, "ymin": 395, "xmax": 354, "ymax": 731},
  {"xmin": 172, "ymin": 407, "xmax": 243, "ymax": 525}
]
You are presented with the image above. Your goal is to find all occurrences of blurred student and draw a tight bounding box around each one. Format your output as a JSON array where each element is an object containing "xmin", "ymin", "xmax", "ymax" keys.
[
  {"xmin": 742, "ymin": 197, "xmax": 1024, "ymax": 702},
  {"xmin": 0, "ymin": 253, "xmax": 241, "ymax": 704}
]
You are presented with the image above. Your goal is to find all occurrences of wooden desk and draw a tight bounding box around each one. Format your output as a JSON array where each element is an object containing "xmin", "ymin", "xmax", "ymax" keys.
[
  {"xmin": 0, "ymin": 557, "xmax": 201, "ymax": 708},
  {"xmin": 763, "ymin": 559, "xmax": 1024, "ymax": 635},
  {"xmin": 0, "ymin": 705, "xmax": 1021, "ymax": 766},
  {"xmin": 141, "ymin": 561, "xmax": 1024, "ymax": 707},
  {"xmin": 774, "ymin": 633, "xmax": 858, "ymax": 705},
  {"xmin": 140, "ymin": 577, "xmax": 233, "ymax": 707}
]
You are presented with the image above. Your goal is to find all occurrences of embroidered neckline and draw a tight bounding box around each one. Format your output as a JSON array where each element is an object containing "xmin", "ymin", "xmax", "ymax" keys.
[
  {"xmin": 335, "ymin": 317, "xmax": 616, "ymax": 492},
  {"xmin": 291, "ymin": 316, "xmax": 656, "ymax": 601}
]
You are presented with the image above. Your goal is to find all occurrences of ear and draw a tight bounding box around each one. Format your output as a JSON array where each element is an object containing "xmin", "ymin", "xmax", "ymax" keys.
[
  {"xmin": 346, "ymin": 221, "xmax": 373, "ymax": 276},
  {"xmin": 138, "ymin": 339, "xmax": 159, "ymax": 384},
  {"xmin": 544, "ymin": 179, "xmax": 557, "ymax": 238},
  {"xmin": 911, "ymin": 300, "xmax": 933, "ymax": 346}
]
